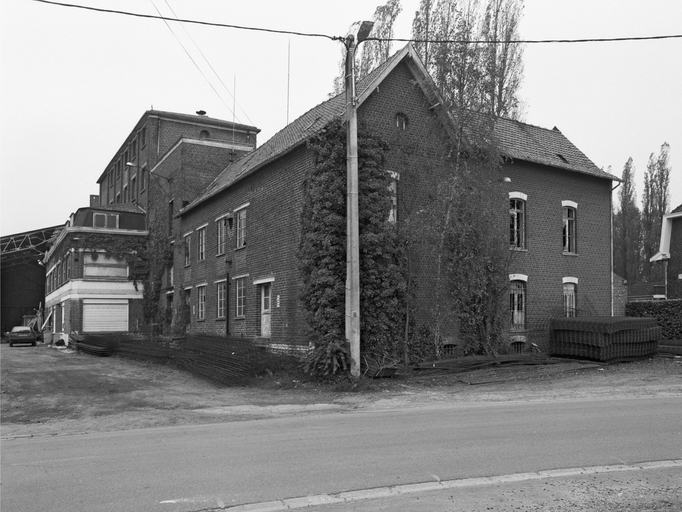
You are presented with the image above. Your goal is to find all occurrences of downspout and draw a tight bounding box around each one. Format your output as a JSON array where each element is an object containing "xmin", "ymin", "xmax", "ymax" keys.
[{"xmin": 611, "ymin": 181, "xmax": 621, "ymax": 316}]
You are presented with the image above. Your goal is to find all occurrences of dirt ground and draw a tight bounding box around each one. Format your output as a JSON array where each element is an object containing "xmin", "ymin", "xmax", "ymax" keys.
[{"xmin": 2, "ymin": 343, "xmax": 682, "ymax": 439}]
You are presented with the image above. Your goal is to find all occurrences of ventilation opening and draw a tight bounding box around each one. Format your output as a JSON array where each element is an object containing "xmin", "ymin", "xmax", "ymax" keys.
[
  {"xmin": 557, "ymin": 154, "xmax": 569, "ymax": 163},
  {"xmin": 510, "ymin": 341, "xmax": 526, "ymax": 354},
  {"xmin": 395, "ymin": 112, "xmax": 408, "ymax": 130}
]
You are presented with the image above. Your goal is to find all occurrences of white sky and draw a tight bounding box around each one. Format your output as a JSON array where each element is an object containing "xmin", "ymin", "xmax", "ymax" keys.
[{"xmin": 1, "ymin": 0, "xmax": 680, "ymax": 236}]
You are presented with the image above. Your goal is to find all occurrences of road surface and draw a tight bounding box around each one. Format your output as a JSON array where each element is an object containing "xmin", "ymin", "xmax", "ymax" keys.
[{"xmin": 2, "ymin": 397, "xmax": 681, "ymax": 511}]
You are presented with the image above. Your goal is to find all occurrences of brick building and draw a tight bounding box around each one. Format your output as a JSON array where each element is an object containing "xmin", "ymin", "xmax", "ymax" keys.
[
  {"xmin": 172, "ymin": 44, "xmax": 618, "ymax": 352},
  {"xmin": 43, "ymin": 205, "xmax": 148, "ymax": 344},
  {"xmin": 96, "ymin": 110, "xmax": 259, "ymax": 211},
  {"xmin": 651, "ymin": 204, "xmax": 682, "ymax": 299}
]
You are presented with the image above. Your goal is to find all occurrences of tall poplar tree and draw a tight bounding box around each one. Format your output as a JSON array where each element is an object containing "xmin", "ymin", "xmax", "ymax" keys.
[
  {"xmin": 613, "ymin": 158, "xmax": 641, "ymax": 283},
  {"xmin": 412, "ymin": 0, "xmax": 524, "ymax": 118},
  {"xmin": 641, "ymin": 143, "xmax": 671, "ymax": 281},
  {"xmin": 479, "ymin": 0, "xmax": 524, "ymax": 119}
]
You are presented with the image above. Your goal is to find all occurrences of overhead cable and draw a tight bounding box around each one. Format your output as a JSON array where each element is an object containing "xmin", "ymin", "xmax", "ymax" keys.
[{"xmin": 33, "ymin": 1, "xmax": 682, "ymax": 45}]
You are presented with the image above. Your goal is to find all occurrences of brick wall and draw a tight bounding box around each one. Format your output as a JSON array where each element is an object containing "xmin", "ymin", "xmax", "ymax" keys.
[
  {"xmin": 171, "ymin": 61, "xmax": 614, "ymax": 352},
  {"xmin": 502, "ymin": 161, "xmax": 613, "ymax": 348},
  {"xmin": 98, "ymin": 113, "xmax": 257, "ymax": 211},
  {"xmin": 176, "ymin": 144, "xmax": 313, "ymax": 344}
]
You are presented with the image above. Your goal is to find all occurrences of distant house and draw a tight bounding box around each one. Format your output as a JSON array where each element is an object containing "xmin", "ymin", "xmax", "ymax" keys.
[
  {"xmin": 43, "ymin": 205, "xmax": 147, "ymax": 343},
  {"xmin": 650, "ymin": 203, "xmax": 682, "ymax": 299},
  {"xmin": 170, "ymin": 43, "xmax": 618, "ymax": 352}
]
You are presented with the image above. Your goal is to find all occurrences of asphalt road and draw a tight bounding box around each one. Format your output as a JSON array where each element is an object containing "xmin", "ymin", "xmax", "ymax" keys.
[{"xmin": 2, "ymin": 397, "xmax": 681, "ymax": 512}]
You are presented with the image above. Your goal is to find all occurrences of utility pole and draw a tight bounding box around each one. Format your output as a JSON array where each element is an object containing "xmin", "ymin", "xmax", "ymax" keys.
[{"xmin": 344, "ymin": 21, "xmax": 373, "ymax": 378}]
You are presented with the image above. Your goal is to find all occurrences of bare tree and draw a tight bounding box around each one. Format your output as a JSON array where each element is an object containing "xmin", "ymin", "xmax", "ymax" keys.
[
  {"xmin": 331, "ymin": 0, "xmax": 403, "ymax": 95},
  {"xmin": 479, "ymin": 0, "xmax": 524, "ymax": 119},
  {"xmin": 359, "ymin": 0, "xmax": 403, "ymax": 79},
  {"xmin": 412, "ymin": 0, "xmax": 524, "ymax": 118}
]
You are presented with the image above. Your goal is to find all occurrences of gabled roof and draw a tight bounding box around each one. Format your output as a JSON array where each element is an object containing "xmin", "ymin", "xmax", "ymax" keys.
[
  {"xmin": 181, "ymin": 43, "xmax": 616, "ymax": 215},
  {"xmin": 181, "ymin": 45, "xmax": 431, "ymax": 215},
  {"xmin": 671, "ymin": 203, "xmax": 682, "ymax": 214},
  {"xmin": 493, "ymin": 119, "xmax": 618, "ymax": 180}
]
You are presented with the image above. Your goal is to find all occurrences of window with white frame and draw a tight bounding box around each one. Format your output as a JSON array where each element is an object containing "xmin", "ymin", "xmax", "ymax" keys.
[
  {"xmin": 509, "ymin": 277, "xmax": 527, "ymax": 331},
  {"xmin": 563, "ymin": 278, "xmax": 578, "ymax": 317},
  {"xmin": 216, "ymin": 217, "xmax": 227, "ymax": 255},
  {"xmin": 562, "ymin": 201, "xmax": 577, "ymax": 253},
  {"xmin": 235, "ymin": 277, "xmax": 246, "ymax": 317},
  {"xmin": 184, "ymin": 234, "xmax": 191, "ymax": 266},
  {"xmin": 197, "ymin": 285, "xmax": 206, "ymax": 320},
  {"xmin": 509, "ymin": 192, "xmax": 527, "ymax": 249},
  {"xmin": 236, "ymin": 208, "xmax": 246, "ymax": 248},
  {"xmin": 217, "ymin": 281, "xmax": 227, "ymax": 318},
  {"xmin": 93, "ymin": 213, "xmax": 119, "ymax": 229},
  {"xmin": 197, "ymin": 227, "xmax": 206, "ymax": 261}
]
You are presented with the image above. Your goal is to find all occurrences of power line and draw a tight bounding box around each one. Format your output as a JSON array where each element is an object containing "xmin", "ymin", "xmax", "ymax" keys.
[
  {"xmin": 33, "ymin": 1, "xmax": 682, "ymax": 45},
  {"xmin": 372, "ymin": 34, "xmax": 682, "ymax": 44},
  {"xmin": 157, "ymin": 0, "xmax": 256, "ymax": 126},
  {"xmin": 32, "ymin": 0, "xmax": 343, "ymax": 41}
]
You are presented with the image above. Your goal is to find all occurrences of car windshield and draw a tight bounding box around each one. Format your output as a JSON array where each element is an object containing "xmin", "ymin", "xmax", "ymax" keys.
[{"xmin": 11, "ymin": 326, "xmax": 31, "ymax": 333}]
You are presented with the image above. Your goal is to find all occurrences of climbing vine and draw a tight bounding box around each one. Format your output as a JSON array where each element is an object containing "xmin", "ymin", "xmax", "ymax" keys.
[{"xmin": 298, "ymin": 119, "xmax": 407, "ymax": 376}]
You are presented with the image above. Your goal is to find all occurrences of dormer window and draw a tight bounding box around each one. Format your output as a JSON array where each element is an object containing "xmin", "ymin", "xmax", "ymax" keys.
[
  {"xmin": 93, "ymin": 213, "xmax": 119, "ymax": 229},
  {"xmin": 200, "ymin": 129, "xmax": 210, "ymax": 139}
]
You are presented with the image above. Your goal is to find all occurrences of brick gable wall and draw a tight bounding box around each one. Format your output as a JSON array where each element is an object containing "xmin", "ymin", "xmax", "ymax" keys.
[{"xmin": 172, "ymin": 61, "xmax": 614, "ymax": 351}]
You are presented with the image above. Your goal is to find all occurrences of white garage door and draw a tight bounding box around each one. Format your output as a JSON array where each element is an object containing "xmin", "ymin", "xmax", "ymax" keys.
[{"xmin": 82, "ymin": 299, "xmax": 129, "ymax": 332}]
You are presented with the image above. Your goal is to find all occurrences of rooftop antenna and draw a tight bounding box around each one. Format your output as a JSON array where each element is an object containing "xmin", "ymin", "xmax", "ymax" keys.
[
  {"xmin": 287, "ymin": 39, "xmax": 291, "ymax": 125},
  {"xmin": 232, "ymin": 76, "xmax": 236, "ymax": 158}
]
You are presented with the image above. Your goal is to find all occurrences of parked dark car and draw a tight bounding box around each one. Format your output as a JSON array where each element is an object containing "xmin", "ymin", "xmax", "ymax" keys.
[{"xmin": 7, "ymin": 326, "xmax": 38, "ymax": 347}]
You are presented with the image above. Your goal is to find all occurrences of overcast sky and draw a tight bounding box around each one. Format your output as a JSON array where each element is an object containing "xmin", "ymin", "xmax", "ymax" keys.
[{"xmin": 1, "ymin": 0, "xmax": 680, "ymax": 236}]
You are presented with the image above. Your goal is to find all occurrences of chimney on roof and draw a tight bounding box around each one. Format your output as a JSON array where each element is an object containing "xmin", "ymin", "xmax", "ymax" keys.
[
  {"xmin": 196, "ymin": 110, "xmax": 207, "ymax": 116},
  {"xmin": 552, "ymin": 126, "xmax": 561, "ymax": 133}
]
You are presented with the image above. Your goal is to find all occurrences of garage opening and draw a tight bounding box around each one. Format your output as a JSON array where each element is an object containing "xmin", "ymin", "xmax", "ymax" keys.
[{"xmin": 82, "ymin": 299, "xmax": 129, "ymax": 332}]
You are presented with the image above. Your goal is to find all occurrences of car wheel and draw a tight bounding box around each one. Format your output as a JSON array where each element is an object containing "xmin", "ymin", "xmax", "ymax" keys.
[
  {"xmin": 32, "ymin": 341, "xmax": 37, "ymax": 346},
  {"xmin": 9, "ymin": 342, "xmax": 13, "ymax": 347}
]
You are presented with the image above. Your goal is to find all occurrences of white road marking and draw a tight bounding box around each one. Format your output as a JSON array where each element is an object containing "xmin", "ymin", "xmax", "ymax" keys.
[{"xmin": 220, "ymin": 459, "xmax": 682, "ymax": 512}]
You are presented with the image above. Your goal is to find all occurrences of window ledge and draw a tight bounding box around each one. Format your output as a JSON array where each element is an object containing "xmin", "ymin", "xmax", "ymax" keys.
[
  {"xmin": 562, "ymin": 252, "xmax": 578, "ymax": 257},
  {"xmin": 234, "ymin": 316, "xmax": 245, "ymax": 321},
  {"xmin": 235, "ymin": 246, "xmax": 246, "ymax": 252},
  {"xmin": 510, "ymin": 247, "xmax": 528, "ymax": 252}
]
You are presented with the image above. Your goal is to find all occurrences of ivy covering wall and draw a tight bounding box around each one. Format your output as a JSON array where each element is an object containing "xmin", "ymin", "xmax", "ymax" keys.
[{"xmin": 298, "ymin": 120, "xmax": 407, "ymax": 375}]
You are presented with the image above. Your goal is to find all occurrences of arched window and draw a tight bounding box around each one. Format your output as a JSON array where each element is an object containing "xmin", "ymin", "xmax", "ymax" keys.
[
  {"xmin": 562, "ymin": 201, "xmax": 578, "ymax": 253},
  {"xmin": 509, "ymin": 274, "xmax": 528, "ymax": 331},
  {"xmin": 199, "ymin": 129, "xmax": 210, "ymax": 139},
  {"xmin": 509, "ymin": 192, "xmax": 527, "ymax": 249},
  {"xmin": 562, "ymin": 277, "xmax": 578, "ymax": 317}
]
